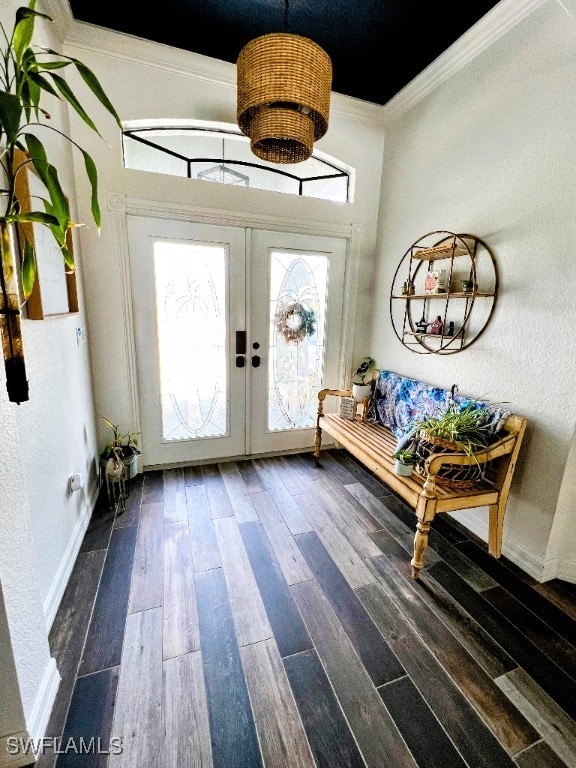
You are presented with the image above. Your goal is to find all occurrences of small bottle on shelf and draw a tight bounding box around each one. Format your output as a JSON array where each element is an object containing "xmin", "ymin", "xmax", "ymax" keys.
[{"xmin": 401, "ymin": 279, "xmax": 415, "ymax": 296}]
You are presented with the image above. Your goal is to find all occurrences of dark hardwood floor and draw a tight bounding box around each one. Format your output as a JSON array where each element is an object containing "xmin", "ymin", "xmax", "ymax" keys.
[{"xmin": 37, "ymin": 450, "xmax": 576, "ymax": 768}]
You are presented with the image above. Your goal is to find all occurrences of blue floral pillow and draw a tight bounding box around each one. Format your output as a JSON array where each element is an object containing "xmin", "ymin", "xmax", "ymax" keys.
[{"xmin": 367, "ymin": 370, "xmax": 494, "ymax": 438}]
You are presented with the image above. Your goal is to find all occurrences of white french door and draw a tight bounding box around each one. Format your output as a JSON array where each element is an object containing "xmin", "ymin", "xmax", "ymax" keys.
[
  {"xmin": 249, "ymin": 229, "xmax": 346, "ymax": 454},
  {"xmin": 127, "ymin": 217, "xmax": 347, "ymax": 467}
]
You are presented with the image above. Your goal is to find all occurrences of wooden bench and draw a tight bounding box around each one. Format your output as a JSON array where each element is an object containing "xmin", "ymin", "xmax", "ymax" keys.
[{"xmin": 314, "ymin": 387, "xmax": 527, "ymax": 579}]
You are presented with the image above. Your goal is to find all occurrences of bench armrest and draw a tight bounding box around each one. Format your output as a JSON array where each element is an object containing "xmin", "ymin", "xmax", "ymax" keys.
[
  {"xmin": 317, "ymin": 388, "xmax": 353, "ymax": 418},
  {"xmin": 424, "ymin": 433, "xmax": 517, "ymax": 476},
  {"xmin": 318, "ymin": 388, "xmax": 353, "ymax": 402},
  {"xmin": 316, "ymin": 388, "xmax": 375, "ymax": 422}
]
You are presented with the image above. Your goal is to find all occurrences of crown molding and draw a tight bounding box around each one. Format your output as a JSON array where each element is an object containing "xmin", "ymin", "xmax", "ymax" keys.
[
  {"xmin": 52, "ymin": 0, "xmax": 554, "ymax": 129},
  {"xmin": 62, "ymin": 21, "xmax": 384, "ymax": 128},
  {"xmin": 63, "ymin": 21, "xmax": 236, "ymax": 87},
  {"xmin": 380, "ymin": 0, "xmax": 547, "ymax": 125}
]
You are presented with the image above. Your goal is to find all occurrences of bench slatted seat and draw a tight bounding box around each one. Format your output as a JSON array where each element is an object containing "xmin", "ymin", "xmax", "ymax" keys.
[{"xmin": 314, "ymin": 378, "xmax": 527, "ymax": 579}]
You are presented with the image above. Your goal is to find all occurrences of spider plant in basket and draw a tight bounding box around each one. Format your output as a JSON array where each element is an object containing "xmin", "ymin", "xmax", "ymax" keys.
[{"xmin": 409, "ymin": 399, "xmax": 495, "ymax": 487}]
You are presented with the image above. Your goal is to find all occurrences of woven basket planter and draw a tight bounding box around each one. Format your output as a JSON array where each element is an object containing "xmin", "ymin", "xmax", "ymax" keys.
[{"xmin": 414, "ymin": 431, "xmax": 485, "ymax": 489}]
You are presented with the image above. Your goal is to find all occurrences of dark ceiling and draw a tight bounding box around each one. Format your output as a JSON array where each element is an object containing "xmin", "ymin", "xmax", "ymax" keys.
[{"xmin": 65, "ymin": 1, "xmax": 501, "ymax": 106}]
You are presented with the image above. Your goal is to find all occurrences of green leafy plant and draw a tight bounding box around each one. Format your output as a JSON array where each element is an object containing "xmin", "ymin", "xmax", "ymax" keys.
[
  {"xmin": 101, "ymin": 416, "xmax": 141, "ymax": 459},
  {"xmin": 391, "ymin": 448, "xmax": 416, "ymax": 465},
  {"xmin": 0, "ymin": 0, "xmax": 122, "ymax": 297},
  {"xmin": 408, "ymin": 399, "xmax": 494, "ymax": 457},
  {"xmin": 353, "ymin": 356, "xmax": 376, "ymax": 384}
]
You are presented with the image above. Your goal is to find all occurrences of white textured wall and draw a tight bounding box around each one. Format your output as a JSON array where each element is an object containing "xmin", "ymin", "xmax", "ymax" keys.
[
  {"xmin": 0, "ymin": 0, "xmax": 101, "ymax": 738},
  {"xmin": 18, "ymin": 312, "xmax": 99, "ymax": 618},
  {"xmin": 0, "ymin": 390, "xmax": 52, "ymax": 727},
  {"xmin": 61, "ymin": 24, "xmax": 385, "ymax": 452},
  {"xmin": 0, "ymin": 587, "xmax": 26, "ymax": 739},
  {"xmin": 8, "ymin": 3, "xmax": 101, "ymax": 617},
  {"xmin": 545, "ymin": 424, "xmax": 576, "ymax": 581},
  {"xmin": 369, "ymin": 1, "xmax": 576, "ymax": 576}
]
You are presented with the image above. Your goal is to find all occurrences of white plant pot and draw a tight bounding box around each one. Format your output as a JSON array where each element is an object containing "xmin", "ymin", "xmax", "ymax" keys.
[
  {"xmin": 395, "ymin": 460, "xmax": 414, "ymax": 476},
  {"xmin": 352, "ymin": 383, "xmax": 372, "ymax": 402}
]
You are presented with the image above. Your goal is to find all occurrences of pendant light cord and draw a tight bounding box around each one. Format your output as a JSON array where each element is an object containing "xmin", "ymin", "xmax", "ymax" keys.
[{"xmin": 284, "ymin": 0, "xmax": 289, "ymax": 32}]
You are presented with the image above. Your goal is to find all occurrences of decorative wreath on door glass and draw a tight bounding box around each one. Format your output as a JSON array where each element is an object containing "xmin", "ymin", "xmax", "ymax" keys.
[{"xmin": 274, "ymin": 300, "xmax": 317, "ymax": 344}]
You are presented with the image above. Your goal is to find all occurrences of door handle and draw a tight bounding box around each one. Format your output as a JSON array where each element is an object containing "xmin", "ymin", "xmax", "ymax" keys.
[
  {"xmin": 236, "ymin": 331, "xmax": 246, "ymax": 355},
  {"xmin": 251, "ymin": 355, "xmax": 261, "ymax": 368},
  {"xmin": 235, "ymin": 332, "xmax": 246, "ymax": 367}
]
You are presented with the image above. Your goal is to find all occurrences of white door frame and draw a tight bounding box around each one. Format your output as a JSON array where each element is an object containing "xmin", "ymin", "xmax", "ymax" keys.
[{"xmin": 106, "ymin": 192, "xmax": 362, "ymax": 468}]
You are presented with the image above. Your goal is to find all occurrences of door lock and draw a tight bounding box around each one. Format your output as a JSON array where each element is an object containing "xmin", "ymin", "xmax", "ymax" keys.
[
  {"xmin": 251, "ymin": 355, "xmax": 261, "ymax": 368},
  {"xmin": 235, "ymin": 331, "xmax": 246, "ymax": 368}
]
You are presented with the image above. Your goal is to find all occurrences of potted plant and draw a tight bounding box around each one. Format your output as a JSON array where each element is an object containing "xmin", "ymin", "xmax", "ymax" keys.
[
  {"xmin": 391, "ymin": 448, "xmax": 416, "ymax": 476},
  {"xmin": 0, "ymin": 0, "xmax": 121, "ymax": 402},
  {"xmin": 99, "ymin": 417, "xmax": 141, "ymax": 480},
  {"xmin": 408, "ymin": 398, "xmax": 497, "ymax": 487},
  {"xmin": 352, "ymin": 356, "xmax": 376, "ymax": 402}
]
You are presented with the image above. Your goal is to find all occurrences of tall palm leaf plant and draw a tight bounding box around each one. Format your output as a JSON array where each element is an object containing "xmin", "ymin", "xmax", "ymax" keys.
[{"xmin": 0, "ymin": 0, "xmax": 121, "ymax": 402}]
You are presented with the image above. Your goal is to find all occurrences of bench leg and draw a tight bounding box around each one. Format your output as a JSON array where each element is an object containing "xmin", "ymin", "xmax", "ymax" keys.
[
  {"xmin": 411, "ymin": 479, "xmax": 437, "ymax": 579},
  {"xmin": 314, "ymin": 423, "xmax": 322, "ymax": 467},
  {"xmin": 488, "ymin": 502, "xmax": 505, "ymax": 558},
  {"xmin": 411, "ymin": 520, "xmax": 432, "ymax": 579}
]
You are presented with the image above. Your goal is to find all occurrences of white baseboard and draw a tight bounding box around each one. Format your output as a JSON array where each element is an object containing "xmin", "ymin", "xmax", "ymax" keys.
[
  {"xmin": 449, "ymin": 509, "xmax": 488, "ymax": 543},
  {"xmin": 43, "ymin": 479, "xmax": 100, "ymax": 631},
  {"xmin": 500, "ymin": 536, "xmax": 545, "ymax": 581},
  {"xmin": 555, "ymin": 559, "xmax": 576, "ymax": 585},
  {"xmin": 27, "ymin": 657, "xmax": 60, "ymax": 743},
  {"xmin": 448, "ymin": 509, "xmax": 545, "ymax": 581},
  {"xmin": 541, "ymin": 549, "xmax": 576, "ymax": 585},
  {"xmin": 540, "ymin": 555, "xmax": 559, "ymax": 583},
  {"xmin": 0, "ymin": 731, "xmax": 32, "ymax": 768}
]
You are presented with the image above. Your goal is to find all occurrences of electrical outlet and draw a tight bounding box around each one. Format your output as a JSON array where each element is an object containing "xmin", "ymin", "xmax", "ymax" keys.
[
  {"xmin": 76, "ymin": 327, "xmax": 87, "ymax": 346},
  {"xmin": 69, "ymin": 473, "xmax": 82, "ymax": 492}
]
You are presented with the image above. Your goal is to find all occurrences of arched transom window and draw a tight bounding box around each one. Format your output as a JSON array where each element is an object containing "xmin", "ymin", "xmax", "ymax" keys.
[{"xmin": 122, "ymin": 120, "xmax": 354, "ymax": 203}]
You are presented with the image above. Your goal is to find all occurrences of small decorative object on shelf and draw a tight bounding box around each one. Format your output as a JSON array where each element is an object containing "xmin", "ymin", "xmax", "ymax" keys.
[
  {"xmin": 430, "ymin": 316, "xmax": 444, "ymax": 335},
  {"xmin": 435, "ymin": 270, "xmax": 448, "ymax": 293},
  {"xmin": 415, "ymin": 314, "xmax": 428, "ymax": 334},
  {"xmin": 389, "ymin": 231, "xmax": 499, "ymax": 355},
  {"xmin": 424, "ymin": 267, "xmax": 447, "ymax": 294},
  {"xmin": 424, "ymin": 267, "xmax": 437, "ymax": 294},
  {"xmin": 401, "ymin": 280, "xmax": 415, "ymax": 296}
]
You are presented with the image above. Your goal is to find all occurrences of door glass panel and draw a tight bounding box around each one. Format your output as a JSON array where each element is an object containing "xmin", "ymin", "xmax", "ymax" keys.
[
  {"xmin": 268, "ymin": 251, "xmax": 328, "ymax": 431},
  {"xmin": 154, "ymin": 240, "xmax": 227, "ymax": 441}
]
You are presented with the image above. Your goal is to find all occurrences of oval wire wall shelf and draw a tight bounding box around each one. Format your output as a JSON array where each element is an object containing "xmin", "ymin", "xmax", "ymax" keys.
[{"xmin": 389, "ymin": 231, "xmax": 499, "ymax": 355}]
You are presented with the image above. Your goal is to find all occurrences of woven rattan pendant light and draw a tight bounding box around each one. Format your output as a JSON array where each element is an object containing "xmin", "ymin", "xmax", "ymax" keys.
[{"xmin": 236, "ymin": 0, "xmax": 332, "ymax": 164}]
